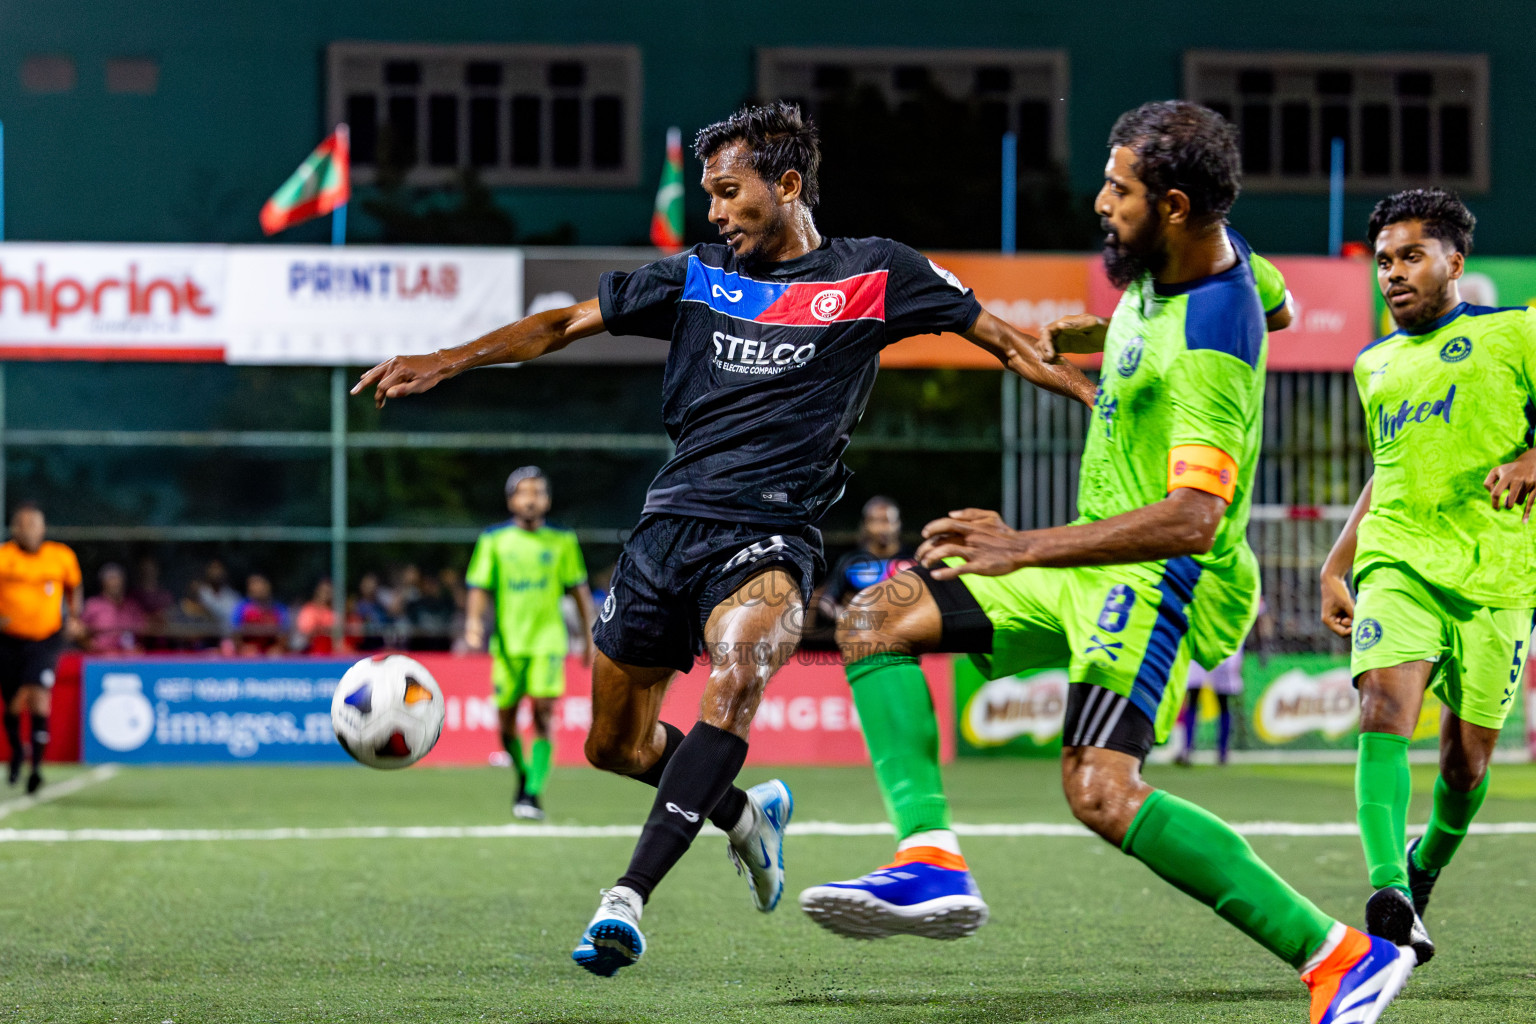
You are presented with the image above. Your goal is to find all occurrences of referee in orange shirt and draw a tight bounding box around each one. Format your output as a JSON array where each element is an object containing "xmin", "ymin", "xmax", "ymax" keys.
[{"xmin": 0, "ymin": 503, "xmax": 83, "ymax": 793}]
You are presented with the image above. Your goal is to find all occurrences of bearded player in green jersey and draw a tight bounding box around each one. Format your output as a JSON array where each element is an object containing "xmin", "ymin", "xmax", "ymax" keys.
[
  {"xmin": 1320, "ymin": 189, "xmax": 1536, "ymax": 966},
  {"xmin": 465, "ymin": 467, "xmax": 597, "ymax": 820},
  {"xmin": 799, "ymin": 102, "xmax": 1415, "ymax": 1024}
]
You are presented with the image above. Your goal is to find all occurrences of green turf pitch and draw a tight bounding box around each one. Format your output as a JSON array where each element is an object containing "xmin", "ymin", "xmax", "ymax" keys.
[{"xmin": 2, "ymin": 760, "xmax": 1534, "ymax": 1023}]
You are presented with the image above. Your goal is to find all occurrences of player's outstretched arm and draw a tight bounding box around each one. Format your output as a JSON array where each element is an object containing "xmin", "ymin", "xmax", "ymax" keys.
[
  {"xmin": 352, "ymin": 298, "xmax": 607, "ymax": 407},
  {"xmin": 1318, "ymin": 476, "xmax": 1372, "ymax": 637},
  {"xmin": 963, "ymin": 310, "xmax": 1098, "ymax": 407},
  {"xmin": 916, "ymin": 488, "xmax": 1227, "ymax": 579}
]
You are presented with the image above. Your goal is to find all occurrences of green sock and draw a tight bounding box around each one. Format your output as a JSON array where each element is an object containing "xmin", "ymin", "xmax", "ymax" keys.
[
  {"xmin": 526, "ymin": 737, "xmax": 553, "ymax": 797},
  {"xmin": 1416, "ymin": 771, "xmax": 1489, "ymax": 872},
  {"xmin": 502, "ymin": 730, "xmax": 526, "ymax": 789},
  {"xmin": 1124, "ymin": 790, "xmax": 1335, "ymax": 969},
  {"xmin": 1356, "ymin": 731, "xmax": 1412, "ymax": 892},
  {"xmin": 846, "ymin": 652, "xmax": 951, "ymax": 840}
]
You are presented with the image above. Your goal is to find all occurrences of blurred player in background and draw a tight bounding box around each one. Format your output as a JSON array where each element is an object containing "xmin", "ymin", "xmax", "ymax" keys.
[
  {"xmin": 802, "ymin": 102, "xmax": 1414, "ymax": 1024},
  {"xmin": 1175, "ymin": 647, "xmax": 1244, "ymax": 765},
  {"xmin": 1321, "ymin": 188, "xmax": 1536, "ymax": 966},
  {"xmin": 0, "ymin": 503, "xmax": 82, "ymax": 793},
  {"xmin": 804, "ymin": 496, "xmax": 915, "ymax": 646},
  {"xmin": 356, "ymin": 101, "xmax": 1095, "ymax": 977},
  {"xmin": 464, "ymin": 467, "xmax": 596, "ymax": 821},
  {"xmin": 816, "ymin": 497, "xmax": 915, "ymax": 623}
]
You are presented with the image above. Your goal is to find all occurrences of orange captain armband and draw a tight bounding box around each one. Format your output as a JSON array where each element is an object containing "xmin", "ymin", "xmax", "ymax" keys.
[{"xmin": 1167, "ymin": 445, "xmax": 1237, "ymax": 502}]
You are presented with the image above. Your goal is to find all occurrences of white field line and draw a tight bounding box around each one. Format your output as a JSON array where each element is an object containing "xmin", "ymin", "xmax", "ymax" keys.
[
  {"xmin": 0, "ymin": 764, "xmax": 119, "ymax": 823},
  {"xmin": 1, "ymin": 817, "xmax": 1535, "ymax": 843}
]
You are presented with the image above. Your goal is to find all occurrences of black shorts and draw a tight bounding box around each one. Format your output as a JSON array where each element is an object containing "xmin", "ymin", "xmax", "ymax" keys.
[
  {"xmin": 0, "ymin": 632, "xmax": 64, "ymax": 702},
  {"xmin": 594, "ymin": 513, "xmax": 824, "ymax": 673}
]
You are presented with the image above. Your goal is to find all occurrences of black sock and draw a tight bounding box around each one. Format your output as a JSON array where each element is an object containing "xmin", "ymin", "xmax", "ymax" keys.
[
  {"xmin": 29, "ymin": 714, "xmax": 48, "ymax": 770},
  {"xmin": 617, "ymin": 722, "xmax": 749, "ymax": 901},
  {"xmin": 626, "ymin": 721, "xmax": 748, "ymax": 832},
  {"xmin": 3, "ymin": 713, "xmax": 19, "ymax": 762}
]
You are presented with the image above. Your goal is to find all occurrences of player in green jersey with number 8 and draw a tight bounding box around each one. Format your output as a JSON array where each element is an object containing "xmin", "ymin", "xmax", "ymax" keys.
[
  {"xmin": 465, "ymin": 467, "xmax": 597, "ymax": 820},
  {"xmin": 801, "ymin": 102, "xmax": 1415, "ymax": 1024},
  {"xmin": 1321, "ymin": 189, "xmax": 1536, "ymax": 965}
]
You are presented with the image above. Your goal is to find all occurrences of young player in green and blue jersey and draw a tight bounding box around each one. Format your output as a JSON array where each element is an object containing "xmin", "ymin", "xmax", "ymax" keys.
[{"xmin": 1321, "ymin": 189, "xmax": 1536, "ymax": 965}]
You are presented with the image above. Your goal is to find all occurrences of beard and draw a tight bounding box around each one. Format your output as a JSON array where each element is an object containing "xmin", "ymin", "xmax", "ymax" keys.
[{"xmin": 1100, "ymin": 213, "xmax": 1166, "ymax": 289}]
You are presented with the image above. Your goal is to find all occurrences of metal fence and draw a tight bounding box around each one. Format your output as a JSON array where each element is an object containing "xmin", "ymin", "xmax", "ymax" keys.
[{"xmin": 1004, "ymin": 371, "xmax": 1370, "ymax": 652}]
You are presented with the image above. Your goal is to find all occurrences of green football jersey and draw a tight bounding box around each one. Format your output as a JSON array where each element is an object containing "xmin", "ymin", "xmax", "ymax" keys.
[
  {"xmin": 1078, "ymin": 229, "xmax": 1279, "ymax": 667},
  {"xmin": 465, "ymin": 522, "xmax": 587, "ymax": 655},
  {"xmin": 1353, "ymin": 302, "xmax": 1536, "ymax": 607}
]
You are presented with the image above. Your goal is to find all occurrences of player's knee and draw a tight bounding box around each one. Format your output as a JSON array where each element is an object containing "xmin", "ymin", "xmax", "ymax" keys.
[
  {"xmin": 700, "ymin": 662, "xmax": 768, "ymax": 732},
  {"xmin": 1061, "ymin": 769, "xmax": 1135, "ymax": 842},
  {"xmin": 835, "ymin": 592, "xmax": 903, "ymax": 662},
  {"xmin": 583, "ymin": 731, "xmax": 648, "ymax": 775},
  {"xmin": 1357, "ymin": 685, "xmax": 1409, "ymax": 734},
  {"xmin": 1440, "ymin": 758, "xmax": 1487, "ymax": 793}
]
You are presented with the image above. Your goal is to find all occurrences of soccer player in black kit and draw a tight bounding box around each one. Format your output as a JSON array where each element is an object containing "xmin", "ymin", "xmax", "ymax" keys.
[{"xmin": 355, "ymin": 102, "xmax": 1096, "ymax": 976}]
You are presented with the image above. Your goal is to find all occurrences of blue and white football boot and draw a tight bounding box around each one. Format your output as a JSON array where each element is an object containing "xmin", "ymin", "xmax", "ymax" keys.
[
  {"xmin": 727, "ymin": 779, "xmax": 794, "ymax": 912},
  {"xmin": 799, "ymin": 849, "xmax": 989, "ymax": 940},
  {"xmin": 1303, "ymin": 926, "xmax": 1415, "ymax": 1024},
  {"xmin": 571, "ymin": 886, "xmax": 645, "ymax": 977}
]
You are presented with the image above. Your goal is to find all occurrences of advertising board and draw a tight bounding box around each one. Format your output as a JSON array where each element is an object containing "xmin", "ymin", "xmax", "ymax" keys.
[{"xmin": 80, "ymin": 653, "xmax": 953, "ymax": 767}]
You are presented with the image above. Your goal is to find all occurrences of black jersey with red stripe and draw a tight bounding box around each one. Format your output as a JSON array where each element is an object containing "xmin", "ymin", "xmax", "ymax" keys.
[{"xmin": 598, "ymin": 237, "xmax": 982, "ymax": 525}]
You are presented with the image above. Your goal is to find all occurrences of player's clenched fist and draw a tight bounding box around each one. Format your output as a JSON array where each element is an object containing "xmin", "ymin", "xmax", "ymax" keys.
[{"xmin": 1318, "ymin": 571, "xmax": 1355, "ymax": 638}]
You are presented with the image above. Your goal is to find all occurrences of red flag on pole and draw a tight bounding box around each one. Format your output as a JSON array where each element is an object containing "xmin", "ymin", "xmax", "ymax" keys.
[
  {"xmin": 260, "ymin": 125, "xmax": 351, "ymax": 235},
  {"xmin": 649, "ymin": 127, "xmax": 684, "ymax": 250}
]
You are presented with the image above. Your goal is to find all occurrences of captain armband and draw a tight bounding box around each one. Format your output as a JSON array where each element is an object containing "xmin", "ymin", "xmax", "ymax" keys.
[{"xmin": 1167, "ymin": 445, "xmax": 1237, "ymax": 502}]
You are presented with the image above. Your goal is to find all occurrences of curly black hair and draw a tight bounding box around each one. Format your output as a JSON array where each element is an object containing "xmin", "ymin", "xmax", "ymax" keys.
[
  {"xmin": 1366, "ymin": 188, "xmax": 1475, "ymax": 255},
  {"xmin": 694, "ymin": 101, "xmax": 821, "ymax": 208},
  {"xmin": 1107, "ymin": 101, "xmax": 1241, "ymax": 224}
]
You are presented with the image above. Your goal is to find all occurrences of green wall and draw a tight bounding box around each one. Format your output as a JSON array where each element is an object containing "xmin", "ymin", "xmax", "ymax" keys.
[{"xmin": 0, "ymin": 0, "xmax": 1531, "ymax": 253}]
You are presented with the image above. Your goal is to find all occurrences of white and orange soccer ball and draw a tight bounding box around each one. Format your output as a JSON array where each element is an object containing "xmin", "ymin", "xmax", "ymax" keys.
[{"xmin": 330, "ymin": 654, "xmax": 445, "ymax": 769}]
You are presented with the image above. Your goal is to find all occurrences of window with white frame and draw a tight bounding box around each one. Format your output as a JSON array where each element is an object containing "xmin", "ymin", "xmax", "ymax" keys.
[
  {"xmin": 327, "ymin": 43, "xmax": 642, "ymax": 188},
  {"xmin": 757, "ymin": 47, "xmax": 1069, "ymax": 172},
  {"xmin": 1184, "ymin": 51, "xmax": 1488, "ymax": 192}
]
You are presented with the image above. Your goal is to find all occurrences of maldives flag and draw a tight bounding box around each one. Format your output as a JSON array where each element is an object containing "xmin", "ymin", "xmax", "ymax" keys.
[
  {"xmin": 649, "ymin": 126, "xmax": 684, "ymax": 249},
  {"xmin": 260, "ymin": 125, "xmax": 350, "ymax": 235}
]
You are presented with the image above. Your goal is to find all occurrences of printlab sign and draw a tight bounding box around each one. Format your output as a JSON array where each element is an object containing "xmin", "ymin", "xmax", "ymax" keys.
[{"xmin": 82, "ymin": 659, "xmax": 353, "ymax": 764}]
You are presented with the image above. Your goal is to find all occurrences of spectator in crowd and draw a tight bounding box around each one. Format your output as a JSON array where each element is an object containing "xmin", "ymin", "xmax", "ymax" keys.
[
  {"xmin": 376, "ymin": 565, "xmax": 419, "ymax": 648},
  {"xmin": 80, "ymin": 563, "xmax": 147, "ymax": 655},
  {"xmin": 351, "ymin": 572, "xmax": 390, "ymax": 651},
  {"xmin": 805, "ymin": 496, "xmax": 917, "ymax": 647},
  {"xmin": 231, "ymin": 574, "xmax": 289, "ymax": 655},
  {"xmin": 165, "ymin": 579, "xmax": 220, "ymax": 650},
  {"xmin": 131, "ymin": 556, "xmax": 175, "ymax": 650},
  {"xmin": 293, "ymin": 578, "xmax": 351, "ymax": 655},
  {"xmin": 196, "ymin": 559, "xmax": 241, "ymax": 629},
  {"xmin": 437, "ymin": 567, "xmax": 469, "ymax": 651},
  {"xmin": 407, "ymin": 571, "xmax": 457, "ymax": 651}
]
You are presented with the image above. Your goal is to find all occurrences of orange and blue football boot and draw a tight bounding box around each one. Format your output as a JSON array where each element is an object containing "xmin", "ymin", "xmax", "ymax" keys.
[
  {"xmin": 1303, "ymin": 926, "xmax": 1414, "ymax": 1024},
  {"xmin": 798, "ymin": 846, "xmax": 989, "ymax": 940}
]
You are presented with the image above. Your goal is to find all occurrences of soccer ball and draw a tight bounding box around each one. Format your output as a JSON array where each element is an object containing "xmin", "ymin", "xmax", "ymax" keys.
[{"xmin": 330, "ymin": 654, "xmax": 445, "ymax": 769}]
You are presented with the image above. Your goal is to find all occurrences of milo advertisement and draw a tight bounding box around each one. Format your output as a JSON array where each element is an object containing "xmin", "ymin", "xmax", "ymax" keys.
[
  {"xmin": 1246, "ymin": 653, "xmax": 1526, "ymax": 752},
  {"xmin": 956, "ymin": 653, "xmax": 1530, "ymax": 756},
  {"xmin": 955, "ymin": 659, "xmax": 1067, "ymax": 757}
]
